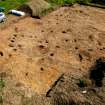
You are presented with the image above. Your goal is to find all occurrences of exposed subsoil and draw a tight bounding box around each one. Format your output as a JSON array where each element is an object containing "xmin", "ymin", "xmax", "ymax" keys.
[{"xmin": 0, "ymin": 4, "xmax": 105, "ymax": 105}]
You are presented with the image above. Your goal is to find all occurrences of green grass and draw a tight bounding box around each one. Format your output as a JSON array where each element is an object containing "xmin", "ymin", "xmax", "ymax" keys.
[
  {"xmin": 48, "ymin": 0, "xmax": 105, "ymax": 6},
  {"xmin": 48, "ymin": 0, "xmax": 92, "ymax": 6},
  {"xmin": 0, "ymin": 79, "xmax": 5, "ymax": 90},
  {"xmin": 0, "ymin": 0, "xmax": 105, "ymax": 14},
  {"xmin": 0, "ymin": 0, "xmax": 28, "ymax": 13},
  {"xmin": 77, "ymin": 79, "xmax": 87, "ymax": 88}
]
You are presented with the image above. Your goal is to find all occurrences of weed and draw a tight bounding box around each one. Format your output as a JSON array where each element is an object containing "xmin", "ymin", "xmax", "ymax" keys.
[
  {"xmin": 77, "ymin": 79, "xmax": 87, "ymax": 88},
  {"xmin": 0, "ymin": 79, "xmax": 5, "ymax": 90}
]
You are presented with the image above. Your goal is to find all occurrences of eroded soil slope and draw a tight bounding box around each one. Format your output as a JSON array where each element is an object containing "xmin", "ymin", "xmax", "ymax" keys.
[{"xmin": 0, "ymin": 4, "xmax": 105, "ymax": 105}]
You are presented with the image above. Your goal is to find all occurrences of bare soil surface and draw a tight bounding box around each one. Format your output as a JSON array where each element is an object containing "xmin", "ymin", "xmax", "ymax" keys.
[{"xmin": 0, "ymin": 4, "xmax": 105, "ymax": 105}]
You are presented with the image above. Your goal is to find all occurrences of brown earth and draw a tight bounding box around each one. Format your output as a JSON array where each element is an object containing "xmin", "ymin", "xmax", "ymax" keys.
[{"xmin": 0, "ymin": 4, "xmax": 105, "ymax": 105}]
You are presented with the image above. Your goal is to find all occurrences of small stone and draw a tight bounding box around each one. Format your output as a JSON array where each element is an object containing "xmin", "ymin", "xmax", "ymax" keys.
[{"xmin": 82, "ymin": 90, "xmax": 87, "ymax": 94}]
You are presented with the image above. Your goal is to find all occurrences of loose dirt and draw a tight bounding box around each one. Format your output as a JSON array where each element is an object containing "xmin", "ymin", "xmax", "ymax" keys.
[{"xmin": 0, "ymin": 4, "xmax": 105, "ymax": 105}]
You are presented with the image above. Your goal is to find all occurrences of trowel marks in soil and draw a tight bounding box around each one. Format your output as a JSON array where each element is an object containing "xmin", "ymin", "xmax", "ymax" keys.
[{"xmin": 90, "ymin": 58, "xmax": 105, "ymax": 87}]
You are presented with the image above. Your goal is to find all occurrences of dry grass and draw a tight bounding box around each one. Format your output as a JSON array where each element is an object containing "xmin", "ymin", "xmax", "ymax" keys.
[{"xmin": 19, "ymin": 0, "xmax": 51, "ymax": 17}]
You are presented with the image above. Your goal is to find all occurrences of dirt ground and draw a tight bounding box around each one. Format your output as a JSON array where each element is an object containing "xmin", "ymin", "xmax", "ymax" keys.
[{"xmin": 0, "ymin": 4, "xmax": 105, "ymax": 105}]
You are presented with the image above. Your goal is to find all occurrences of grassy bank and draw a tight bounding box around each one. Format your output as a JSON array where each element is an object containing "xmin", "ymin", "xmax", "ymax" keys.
[
  {"xmin": 0, "ymin": 0, "xmax": 28, "ymax": 13},
  {"xmin": 48, "ymin": 0, "xmax": 105, "ymax": 6},
  {"xmin": 47, "ymin": 0, "xmax": 91, "ymax": 5},
  {"xmin": 0, "ymin": 0, "xmax": 105, "ymax": 16}
]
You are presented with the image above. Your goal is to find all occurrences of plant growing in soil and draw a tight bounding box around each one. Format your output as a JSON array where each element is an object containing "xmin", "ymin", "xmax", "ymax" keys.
[
  {"xmin": 0, "ymin": 79, "xmax": 5, "ymax": 90},
  {"xmin": 77, "ymin": 79, "xmax": 87, "ymax": 88}
]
